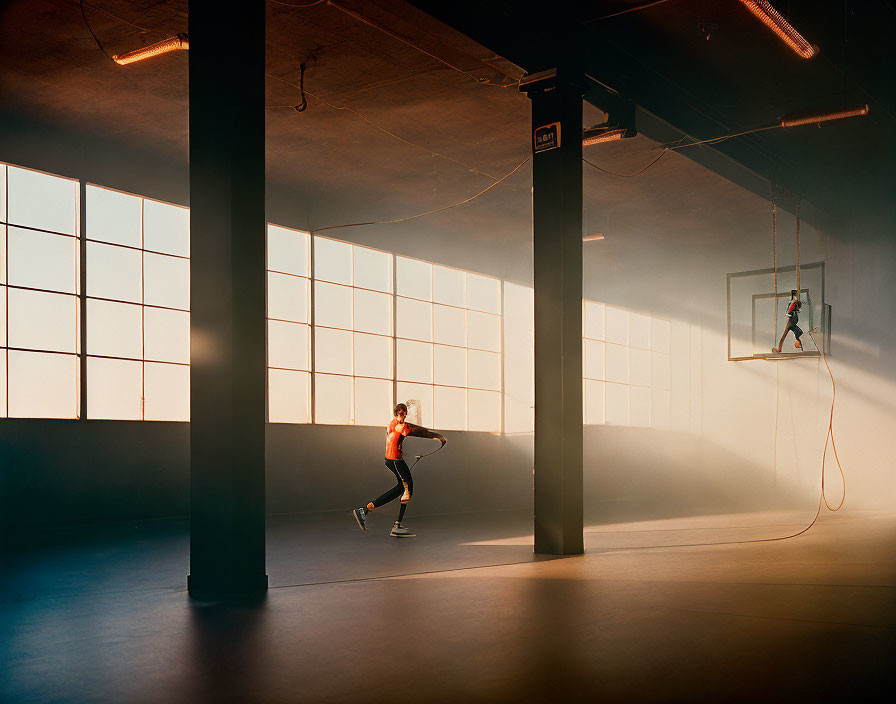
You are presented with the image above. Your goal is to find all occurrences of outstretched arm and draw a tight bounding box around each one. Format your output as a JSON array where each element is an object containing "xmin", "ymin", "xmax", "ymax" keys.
[{"xmin": 406, "ymin": 424, "xmax": 447, "ymax": 445}]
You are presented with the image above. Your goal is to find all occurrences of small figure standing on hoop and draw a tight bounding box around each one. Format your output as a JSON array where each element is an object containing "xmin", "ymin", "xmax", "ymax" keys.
[
  {"xmin": 352, "ymin": 403, "xmax": 446, "ymax": 538},
  {"xmin": 774, "ymin": 289, "xmax": 804, "ymax": 353}
]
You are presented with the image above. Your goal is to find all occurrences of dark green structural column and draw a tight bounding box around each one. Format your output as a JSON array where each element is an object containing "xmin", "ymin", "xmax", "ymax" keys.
[
  {"xmin": 523, "ymin": 69, "xmax": 584, "ymax": 555},
  {"xmin": 187, "ymin": 0, "xmax": 267, "ymax": 599}
]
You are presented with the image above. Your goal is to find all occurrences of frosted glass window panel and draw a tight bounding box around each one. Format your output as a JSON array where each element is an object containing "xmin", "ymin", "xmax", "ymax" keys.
[
  {"xmin": 144, "ymin": 362, "xmax": 189, "ymax": 421},
  {"xmin": 467, "ymin": 310, "xmax": 500, "ymax": 352},
  {"xmin": 583, "ymin": 300, "xmax": 605, "ymax": 341},
  {"xmin": 468, "ymin": 389, "xmax": 500, "ymax": 432},
  {"xmin": 8, "ymin": 350, "xmax": 78, "ymax": 419},
  {"xmin": 8, "ymin": 227, "xmax": 77, "ymax": 294},
  {"xmin": 652, "ymin": 352, "xmax": 671, "ymax": 390},
  {"xmin": 584, "ymin": 379, "xmax": 605, "ymax": 425},
  {"xmin": 466, "ymin": 273, "xmax": 500, "ymax": 314},
  {"xmin": 352, "ymin": 245, "xmax": 392, "ymax": 293},
  {"xmin": 8, "ymin": 289, "xmax": 77, "ymax": 353},
  {"xmin": 630, "ymin": 313, "xmax": 651, "ymax": 349},
  {"xmin": 605, "ymin": 382, "xmax": 630, "ymax": 426},
  {"xmin": 583, "ymin": 339, "xmax": 605, "ymax": 380},
  {"xmin": 605, "ymin": 343, "xmax": 629, "ymax": 384},
  {"xmin": 354, "ymin": 377, "xmax": 392, "ymax": 426},
  {"xmin": 651, "ymin": 318, "xmax": 671, "ymax": 354},
  {"xmin": 7, "ymin": 166, "xmax": 77, "ymax": 236},
  {"xmin": 268, "ymin": 369, "xmax": 311, "ymax": 423},
  {"xmin": 434, "ymin": 385, "xmax": 466, "ymax": 430},
  {"xmin": 86, "ymin": 357, "xmax": 142, "ymax": 420},
  {"xmin": 314, "ymin": 327, "xmax": 352, "ymax": 375},
  {"xmin": 86, "ymin": 186, "xmax": 141, "ymax": 247},
  {"xmin": 353, "ymin": 332, "xmax": 392, "ymax": 379},
  {"xmin": 267, "ymin": 272, "xmax": 309, "ymax": 323},
  {"xmin": 267, "ymin": 320, "xmax": 310, "ymax": 371},
  {"xmin": 314, "ymin": 281, "xmax": 352, "ymax": 330},
  {"xmin": 605, "ymin": 306, "xmax": 629, "ymax": 345},
  {"xmin": 144, "ymin": 307, "xmax": 190, "ymax": 364},
  {"xmin": 396, "ymin": 382, "xmax": 433, "ymax": 428},
  {"xmin": 0, "ymin": 226, "xmax": 6, "ymax": 284},
  {"xmin": 651, "ymin": 388, "xmax": 671, "ymax": 430},
  {"xmin": 0, "ymin": 350, "xmax": 6, "ymax": 417},
  {"xmin": 630, "ymin": 347, "xmax": 651, "ymax": 387},
  {"xmin": 396, "ymin": 297, "xmax": 431, "ymax": 342},
  {"xmin": 396, "ymin": 339, "xmax": 432, "ymax": 383},
  {"xmin": 267, "ymin": 224, "xmax": 309, "ymax": 277},
  {"xmin": 432, "ymin": 304, "xmax": 465, "ymax": 347},
  {"xmin": 144, "ymin": 253, "xmax": 189, "ymax": 310},
  {"xmin": 468, "ymin": 349, "xmax": 500, "ymax": 391},
  {"xmin": 314, "ymin": 373, "xmax": 352, "ymax": 425},
  {"xmin": 433, "ymin": 344, "xmax": 466, "ymax": 387},
  {"xmin": 630, "ymin": 386, "xmax": 651, "ymax": 427},
  {"xmin": 87, "ymin": 299, "xmax": 142, "ymax": 359},
  {"xmin": 0, "ymin": 286, "xmax": 6, "ymax": 347},
  {"xmin": 503, "ymin": 282, "xmax": 534, "ymax": 435},
  {"xmin": 86, "ymin": 241, "xmax": 141, "ymax": 303},
  {"xmin": 396, "ymin": 257, "xmax": 431, "ymax": 301},
  {"xmin": 432, "ymin": 265, "xmax": 465, "ymax": 307},
  {"xmin": 0, "ymin": 164, "xmax": 6, "ymax": 222},
  {"xmin": 314, "ymin": 236, "xmax": 352, "ymax": 285},
  {"xmin": 144, "ymin": 199, "xmax": 189, "ymax": 257},
  {"xmin": 353, "ymin": 288, "xmax": 392, "ymax": 336}
]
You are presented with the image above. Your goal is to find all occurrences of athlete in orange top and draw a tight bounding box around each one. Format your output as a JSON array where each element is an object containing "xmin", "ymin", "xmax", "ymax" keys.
[{"xmin": 353, "ymin": 403, "xmax": 446, "ymax": 537}]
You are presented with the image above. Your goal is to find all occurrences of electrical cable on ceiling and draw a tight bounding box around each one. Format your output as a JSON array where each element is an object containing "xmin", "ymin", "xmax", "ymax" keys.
[
  {"xmin": 583, "ymin": 149, "xmax": 667, "ymax": 177},
  {"xmin": 80, "ymin": 0, "xmax": 117, "ymax": 62},
  {"xmin": 269, "ymin": 0, "xmax": 327, "ymax": 7},
  {"xmin": 311, "ymin": 154, "xmax": 530, "ymax": 234},
  {"xmin": 80, "ymin": 0, "xmax": 152, "ymax": 32},
  {"xmin": 266, "ymin": 63, "xmax": 308, "ymax": 111},
  {"xmin": 585, "ymin": 0, "xmax": 676, "ymax": 23}
]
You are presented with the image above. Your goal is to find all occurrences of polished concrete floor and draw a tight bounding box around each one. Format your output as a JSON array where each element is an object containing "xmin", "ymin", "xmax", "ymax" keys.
[{"xmin": 3, "ymin": 507, "xmax": 895, "ymax": 703}]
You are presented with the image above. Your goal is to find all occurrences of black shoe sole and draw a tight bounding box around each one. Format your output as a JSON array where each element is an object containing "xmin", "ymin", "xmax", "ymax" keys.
[{"xmin": 353, "ymin": 510, "xmax": 366, "ymax": 531}]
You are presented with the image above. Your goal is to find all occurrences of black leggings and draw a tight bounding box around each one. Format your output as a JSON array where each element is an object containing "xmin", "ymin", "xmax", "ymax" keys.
[
  {"xmin": 787, "ymin": 320, "xmax": 803, "ymax": 340},
  {"xmin": 372, "ymin": 459, "xmax": 413, "ymax": 508}
]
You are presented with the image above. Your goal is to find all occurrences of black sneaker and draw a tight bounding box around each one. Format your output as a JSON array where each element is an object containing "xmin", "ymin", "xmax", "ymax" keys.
[
  {"xmin": 353, "ymin": 507, "xmax": 367, "ymax": 531},
  {"xmin": 390, "ymin": 521, "xmax": 415, "ymax": 538}
]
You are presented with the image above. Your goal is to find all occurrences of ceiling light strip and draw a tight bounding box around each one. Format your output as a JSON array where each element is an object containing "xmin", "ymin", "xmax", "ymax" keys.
[
  {"xmin": 113, "ymin": 34, "xmax": 189, "ymax": 65},
  {"xmin": 738, "ymin": 1, "xmax": 817, "ymax": 59}
]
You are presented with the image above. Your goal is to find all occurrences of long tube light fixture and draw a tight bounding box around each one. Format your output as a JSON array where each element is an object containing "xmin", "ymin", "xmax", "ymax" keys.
[
  {"xmin": 737, "ymin": 1, "xmax": 817, "ymax": 59},
  {"xmin": 582, "ymin": 128, "xmax": 627, "ymax": 147},
  {"xmin": 113, "ymin": 34, "xmax": 189, "ymax": 65},
  {"xmin": 781, "ymin": 104, "xmax": 869, "ymax": 128}
]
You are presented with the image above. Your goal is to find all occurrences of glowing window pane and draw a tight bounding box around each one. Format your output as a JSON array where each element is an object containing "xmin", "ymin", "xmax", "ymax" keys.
[
  {"xmin": 267, "ymin": 320, "xmax": 309, "ymax": 371},
  {"xmin": 630, "ymin": 386, "xmax": 651, "ymax": 427},
  {"xmin": 315, "ymin": 373, "xmax": 352, "ymax": 424},
  {"xmin": 8, "ymin": 227, "xmax": 77, "ymax": 294},
  {"xmin": 583, "ymin": 339, "xmax": 605, "ymax": 380},
  {"xmin": 630, "ymin": 313, "xmax": 651, "ymax": 349},
  {"xmin": 87, "ymin": 357, "xmax": 142, "ymax": 420},
  {"xmin": 268, "ymin": 369, "xmax": 311, "ymax": 424},
  {"xmin": 87, "ymin": 241, "xmax": 141, "ymax": 303},
  {"xmin": 87, "ymin": 185, "xmax": 141, "ymax": 247},
  {"xmin": 314, "ymin": 281, "xmax": 352, "ymax": 330},
  {"xmin": 396, "ymin": 339, "xmax": 432, "ymax": 384},
  {"xmin": 467, "ymin": 349, "xmax": 500, "ymax": 391},
  {"xmin": 503, "ymin": 282, "xmax": 533, "ymax": 435},
  {"xmin": 314, "ymin": 327, "xmax": 352, "ymax": 375},
  {"xmin": 144, "ymin": 253, "xmax": 189, "ymax": 310},
  {"xmin": 396, "ymin": 257, "xmax": 431, "ymax": 301},
  {"xmin": 354, "ymin": 377, "xmax": 392, "ymax": 426},
  {"xmin": 0, "ymin": 226, "xmax": 6, "ymax": 284},
  {"xmin": 652, "ymin": 388, "xmax": 671, "ymax": 430},
  {"xmin": 7, "ymin": 166, "xmax": 77, "ymax": 236},
  {"xmin": 0, "ymin": 286, "xmax": 6, "ymax": 347},
  {"xmin": 144, "ymin": 199, "xmax": 189, "ymax": 257},
  {"xmin": 353, "ymin": 288, "xmax": 391, "ymax": 336},
  {"xmin": 433, "ymin": 304, "xmax": 465, "ymax": 346},
  {"xmin": 630, "ymin": 347, "xmax": 651, "ymax": 387},
  {"xmin": 434, "ymin": 385, "xmax": 465, "ymax": 430},
  {"xmin": 605, "ymin": 343, "xmax": 628, "ymax": 384},
  {"xmin": 353, "ymin": 245, "xmax": 392, "ymax": 293},
  {"xmin": 605, "ymin": 382, "xmax": 630, "ymax": 426},
  {"xmin": 432, "ymin": 265, "xmax": 465, "ymax": 307},
  {"xmin": 87, "ymin": 299, "xmax": 142, "ymax": 359},
  {"xmin": 652, "ymin": 352, "xmax": 671, "ymax": 390},
  {"xmin": 467, "ymin": 310, "xmax": 500, "ymax": 352},
  {"xmin": 605, "ymin": 306, "xmax": 628, "ymax": 345},
  {"xmin": 144, "ymin": 307, "xmax": 190, "ymax": 364},
  {"xmin": 467, "ymin": 389, "xmax": 500, "ymax": 432},
  {"xmin": 144, "ymin": 362, "xmax": 189, "ymax": 421},
  {"xmin": 584, "ymin": 379, "xmax": 605, "ymax": 425},
  {"xmin": 0, "ymin": 350, "xmax": 6, "ymax": 417},
  {"xmin": 466, "ymin": 273, "xmax": 500, "ymax": 314},
  {"xmin": 583, "ymin": 300, "xmax": 604, "ymax": 341},
  {"xmin": 267, "ymin": 224, "xmax": 309, "ymax": 277},
  {"xmin": 396, "ymin": 382, "xmax": 432, "ymax": 428},
  {"xmin": 396, "ymin": 297, "xmax": 432, "ymax": 342},
  {"xmin": 314, "ymin": 236, "xmax": 352, "ymax": 285},
  {"xmin": 433, "ymin": 344, "xmax": 466, "ymax": 387},
  {"xmin": 267, "ymin": 272, "xmax": 309, "ymax": 323},
  {"xmin": 651, "ymin": 318, "xmax": 671, "ymax": 354},
  {"xmin": 353, "ymin": 332, "xmax": 392, "ymax": 379},
  {"xmin": 7, "ymin": 350, "xmax": 78, "ymax": 419},
  {"xmin": 0, "ymin": 164, "xmax": 6, "ymax": 222},
  {"xmin": 8, "ymin": 289, "xmax": 77, "ymax": 353}
]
